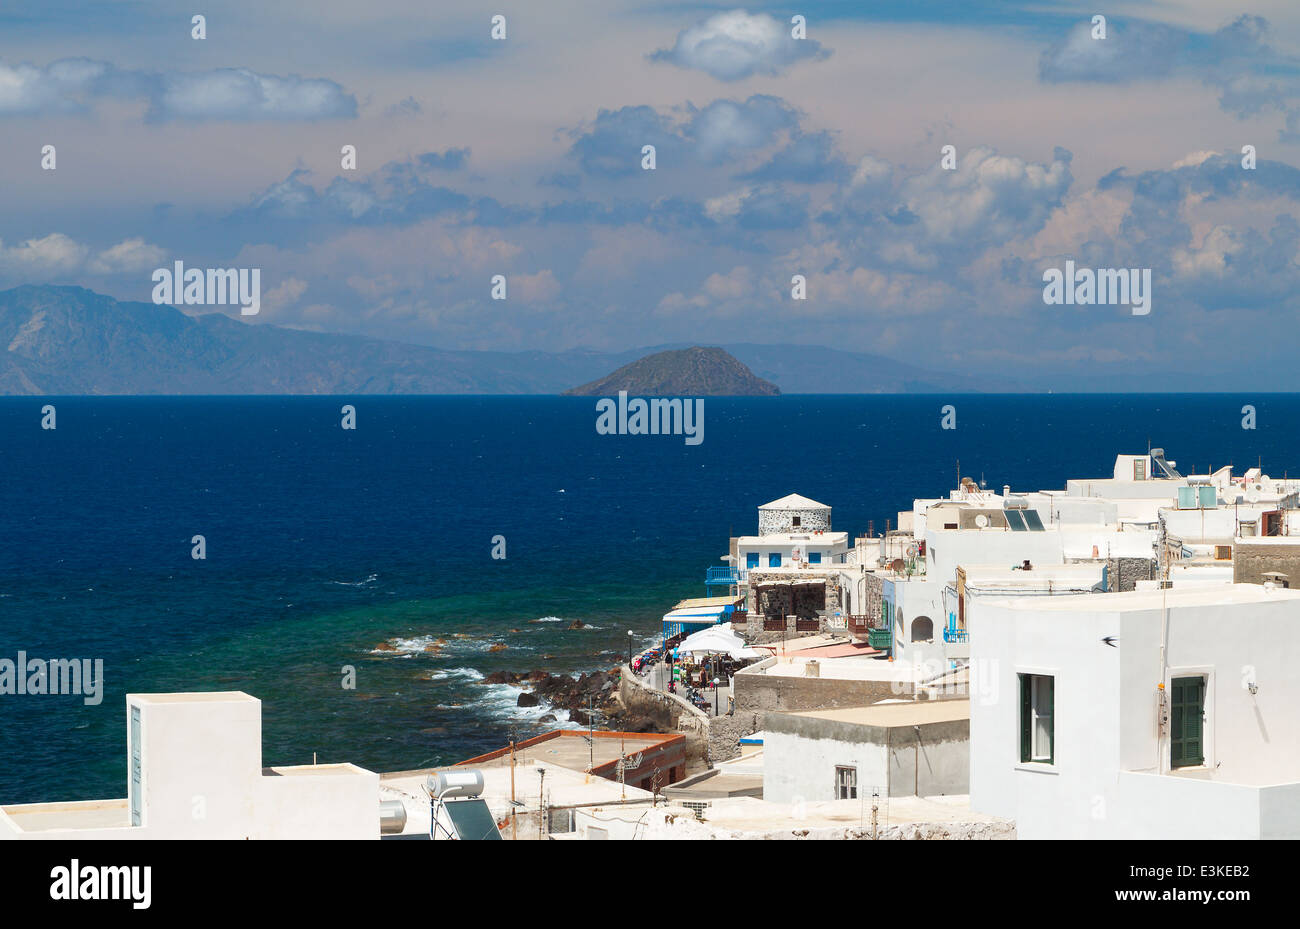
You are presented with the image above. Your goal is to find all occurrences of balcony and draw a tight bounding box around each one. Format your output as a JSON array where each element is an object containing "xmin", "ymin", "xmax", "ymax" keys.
[
  {"xmin": 706, "ymin": 566, "xmax": 745, "ymax": 587},
  {"xmin": 730, "ymin": 610, "xmax": 748, "ymax": 626},
  {"xmin": 762, "ymin": 616, "xmax": 784, "ymax": 632},
  {"xmin": 846, "ymin": 615, "xmax": 876, "ymax": 637},
  {"xmin": 943, "ymin": 625, "xmax": 969, "ymax": 659},
  {"xmin": 795, "ymin": 618, "xmax": 819, "ymax": 632}
]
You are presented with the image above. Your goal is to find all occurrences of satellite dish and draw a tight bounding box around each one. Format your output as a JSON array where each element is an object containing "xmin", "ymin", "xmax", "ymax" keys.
[{"xmin": 975, "ymin": 514, "xmax": 989, "ymax": 528}]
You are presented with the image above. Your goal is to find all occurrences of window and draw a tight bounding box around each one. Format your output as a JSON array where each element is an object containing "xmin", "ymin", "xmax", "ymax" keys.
[
  {"xmin": 835, "ymin": 765, "xmax": 857, "ymax": 800},
  {"xmin": 1018, "ymin": 674, "xmax": 1054, "ymax": 764},
  {"xmin": 1170, "ymin": 676, "xmax": 1205, "ymax": 768},
  {"xmin": 769, "ymin": 552, "xmax": 782, "ymax": 568},
  {"xmin": 1214, "ymin": 545, "xmax": 1232, "ymax": 561},
  {"xmin": 1134, "ymin": 458, "xmax": 1146, "ymax": 480},
  {"xmin": 792, "ymin": 516, "xmax": 801, "ymax": 528},
  {"xmin": 808, "ymin": 551, "xmax": 822, "ymax": 564},
  {"xmin": 746, "ymin": 552, "xmax": 759, "ymax": 569}
]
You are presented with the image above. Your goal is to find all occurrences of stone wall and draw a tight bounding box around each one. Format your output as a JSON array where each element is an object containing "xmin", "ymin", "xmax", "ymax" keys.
[
  {"xmin": 1233, "ymin": 541, "xmax": 1300, "ymax": 586},
  {"xmin": 619, "ymin": 666, "xmax": 710, "ymax": 765},
  {"xmin": 758, "ymin": 506, "xmax": 830, "ymax": 535},
  {"xmin": 705, "ymin": 661, "xmax": 926, "ymax": 763},
  {"xmin": 640, "ymin": 809, "xmax": 1016, "ymax": 840},
  {"xmin": 1105, "ymin": 556, "xmax": 1156, "ymax": 591}
]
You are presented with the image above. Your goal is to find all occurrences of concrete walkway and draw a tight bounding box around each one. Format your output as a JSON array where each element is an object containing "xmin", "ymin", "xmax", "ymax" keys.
[{"xmin": 637, "ymin": 662, "xmax": 731, "ymax": 717}]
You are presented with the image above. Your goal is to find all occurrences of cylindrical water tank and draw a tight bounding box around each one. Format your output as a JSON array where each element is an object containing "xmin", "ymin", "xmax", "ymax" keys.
[
  {"xmin": 379, "ymin": 800, "xmax": 408, "ymax": 834},
  {"xmin": 426, "ymin": 769, "xmax": 485, "ymax": 799}
]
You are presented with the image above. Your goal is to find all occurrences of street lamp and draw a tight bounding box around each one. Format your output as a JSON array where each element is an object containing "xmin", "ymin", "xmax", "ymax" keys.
[
  {"xmin": 713, "ymin": 677, "xmax": 719, "ymax": 716},
  {"xmin": 627, "ymin": 630, "xmax": 635, "ymax": 669}
]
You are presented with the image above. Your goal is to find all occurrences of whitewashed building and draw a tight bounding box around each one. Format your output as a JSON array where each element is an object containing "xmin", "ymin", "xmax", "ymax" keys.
[
  {"xmin": 969, "ymin": 584, "xmax": 1300, "ymax": 838},
  {"xmin": 763, "ymin": 700, "xmax": 970, "ymax": 803},
  {"xmin": 0, "ymin": 692, "xmax": 380, "ymax": 840}
]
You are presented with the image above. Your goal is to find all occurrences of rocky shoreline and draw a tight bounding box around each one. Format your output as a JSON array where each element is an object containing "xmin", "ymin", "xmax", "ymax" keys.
[{"xmin": 483, "ymin": 668, "xmax": 667, "ymax": 733}]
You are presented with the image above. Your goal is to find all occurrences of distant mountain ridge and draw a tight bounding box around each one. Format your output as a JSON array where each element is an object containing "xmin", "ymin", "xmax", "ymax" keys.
[
  {"xmin": 0, "ymin": 284, "xmax": 1017, "ymax": 395},
  {"xmin": 563, "ymin": 346, "xmax": 779, "ymax": 397}
]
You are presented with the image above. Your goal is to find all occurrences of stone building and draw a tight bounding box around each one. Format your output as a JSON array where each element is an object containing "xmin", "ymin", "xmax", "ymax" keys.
[{"xmin": 757, "ymin": 493, "xmax": 832, "ymax": 535}]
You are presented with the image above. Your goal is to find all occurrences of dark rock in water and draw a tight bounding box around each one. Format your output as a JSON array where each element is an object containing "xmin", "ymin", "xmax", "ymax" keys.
[
  {"xmin": 528, "ymin": 670, "xmax": 550, "ymax": 682},
  {"xmin": 517, "ymin": 692, "xmax": 539, "ymax": 708},
  {"xmin": 483, "ymin": 671, "xmax": 517, "ymax": 685},
  {"xmin": 539, "ymin": 714, "xmax": 557, "ymax": 724},
  {"xmin": 569, "ymin": 708, "xmax": 591, "ymax": 726},
  {"xmin": 585, "ymin": 671, "xmax": 610, "ymax": 693},
  {"xmin": 567, "ymin": 620, "xmax": 587, "ymax": 630}
]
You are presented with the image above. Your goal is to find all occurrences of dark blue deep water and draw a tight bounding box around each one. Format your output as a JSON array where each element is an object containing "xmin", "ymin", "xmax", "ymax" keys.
[{"xmin": 0, "ymin": 394, "xmax": 1294, "ymax": 802}]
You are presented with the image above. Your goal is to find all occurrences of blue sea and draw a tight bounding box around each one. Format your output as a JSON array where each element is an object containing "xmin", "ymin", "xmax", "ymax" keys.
[{"xmin": 0, "ymin": 394, "xmax": 1293, "ymax": 803}]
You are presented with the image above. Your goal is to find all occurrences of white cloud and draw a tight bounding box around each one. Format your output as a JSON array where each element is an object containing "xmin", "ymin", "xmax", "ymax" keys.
[
  {"xmin": 88, "ymin": 237, "xmax": 167, "ymax": 273},
  {"xmin": 651, "ymin": 10, "xmax": 829, "ymax": 81},
  {"xmin": 0, "ymin": 57, "xmax": 356, "ymax": 122}
]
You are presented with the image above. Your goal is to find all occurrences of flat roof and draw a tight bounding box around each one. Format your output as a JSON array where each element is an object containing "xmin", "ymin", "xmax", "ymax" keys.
[
  {"xmin": 994, "ymin": 583, "xmax": 1300, "ymax": 612},
  {"xmin": 737, "ymin": 532, "xmax": 848, "ymax": 544},
  {"xmin": 127, "ymin": 691, "xmax": 258, "ymax": 704},
  {"xmin": 648, "ymin": 794, "xmax": 1006, "ymax": 836},
  {"xmin": 1, "ymin": 798, "xmax": 129, "ymax": 833},
  {"xmin": 453, "ymin": 730, "xmax": 684, "ymax": 775},
  {"xmin": 752, "ymin": 654, "xmax": 934, "ymax": 684},
  {"xmin": 673, "ymin": 596, "xmax": 743, "ymax": 610},
  {"xmin": 380, "ymin": 761, "xmax": 656, "ymax": 837},
  {"xmin": 265, "ymin": 763, "xmax": 373, "ymax": 777},
  {"xmin": 961, "ymin": 562, "xmax": 1102, "ymax": 579},
  {"xmin": 785, "ymin": 699, "xmax": 970, "ymax": 728}
]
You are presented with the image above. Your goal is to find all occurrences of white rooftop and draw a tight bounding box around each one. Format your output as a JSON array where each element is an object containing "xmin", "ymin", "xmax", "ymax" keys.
[
  {"xmin": 737, "ymin": 531, "xmax": 848, "ymax": 545},
  {"xmin": 759, "ymin": 493, "xmax": 829, "ymax": 510},
  {"xmin": 992, "ymin": 582, "xmax": 1300, "ymax": 613}
]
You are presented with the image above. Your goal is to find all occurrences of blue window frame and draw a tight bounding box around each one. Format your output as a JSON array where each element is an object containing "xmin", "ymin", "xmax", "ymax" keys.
[
  {"xmin": 808, "ymin": 551, "xmax": 822, "ymax": 564},
  {"xmin": 769, "ymin": 553, "xmax": 781, "ymax": 568},
  {"xmin": 746, "ymin": 552, "xmax": 759, "ymax": 569}
]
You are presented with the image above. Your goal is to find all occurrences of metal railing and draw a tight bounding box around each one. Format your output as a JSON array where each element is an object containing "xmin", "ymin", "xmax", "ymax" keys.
[{"xmin": 706, "ymin": 566, "xmax": 746, "ymax": 584}]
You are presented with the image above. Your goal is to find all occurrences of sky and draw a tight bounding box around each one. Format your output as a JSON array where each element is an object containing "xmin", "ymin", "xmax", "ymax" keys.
[{"xmin": 1, "ymin": 0, "xmax": 1299, "ymax": 385}]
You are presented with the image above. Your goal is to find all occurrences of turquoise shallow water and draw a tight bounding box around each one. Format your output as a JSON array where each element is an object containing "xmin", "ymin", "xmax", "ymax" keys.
[{"xmin": 0, "ymin": 393, "xmax": 1293, "ymax": 802}]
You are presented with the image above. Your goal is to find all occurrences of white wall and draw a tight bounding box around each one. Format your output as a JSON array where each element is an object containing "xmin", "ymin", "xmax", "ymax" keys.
[
  {"xmin": 0, "ymin": 693, "xmax": 380, "ymax": 840},
  {"xmin": 763, "ymin": 731, "xmax": 888, "ymax": 804},
  {"xmin": 969, "ymin": 590, "xmax": 1300, "ymax": 838}
]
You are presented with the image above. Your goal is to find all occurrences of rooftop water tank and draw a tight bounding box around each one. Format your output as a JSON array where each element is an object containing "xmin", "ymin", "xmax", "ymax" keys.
[
  {"xmin": 426, "ymin": 769, "xmax": 485, "ymax": 799},
  {"xmin": 379, "ymin": 799, "xmax": 408, "ymax": 834}
]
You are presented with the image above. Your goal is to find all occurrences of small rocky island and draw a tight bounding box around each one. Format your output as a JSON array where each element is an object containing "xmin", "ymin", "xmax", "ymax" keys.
[{"xmin": 563, "ymin": 346, "xmax": 780, "ymax": 397}]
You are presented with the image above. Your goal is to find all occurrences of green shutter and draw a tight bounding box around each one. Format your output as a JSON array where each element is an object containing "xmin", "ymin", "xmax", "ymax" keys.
[
  {"xmin": 1045, "ymin": 676, "xmax": 1054, "ymax": 764},
  {"xmin": 1019, "ymin": 674, "xmax": 1031, "ymax": 763},
  {"xmin": 1171, "ymin": 676, "xmax": 1205, "ymax": 768}
]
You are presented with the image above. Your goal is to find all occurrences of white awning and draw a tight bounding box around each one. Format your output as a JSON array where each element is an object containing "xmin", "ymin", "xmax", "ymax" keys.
[
  {"xmin": 676, "ymin": 623, "xmax": 762, "ymax": 659},
  {"xmin": 662, "ymin": 605, "xmax": 728, "ymax": 624}
]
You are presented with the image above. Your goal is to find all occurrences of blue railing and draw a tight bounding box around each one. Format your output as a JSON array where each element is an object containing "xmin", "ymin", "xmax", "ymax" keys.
[
  {"xmin": 943, "ymin": 628, "xmax": 969, "ymax": 643},
  {"xmin": 705, "ymin": 566, "xmax": 744, "ymax": 585}
]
